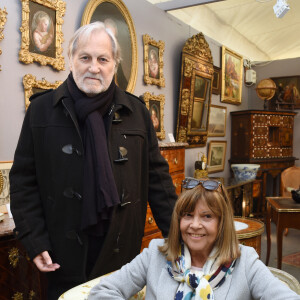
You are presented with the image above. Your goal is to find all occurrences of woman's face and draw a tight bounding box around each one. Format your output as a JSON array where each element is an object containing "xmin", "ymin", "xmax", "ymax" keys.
[{"xmin": 180, "ymin": 198, "xmax": 219, "ymax": 266}]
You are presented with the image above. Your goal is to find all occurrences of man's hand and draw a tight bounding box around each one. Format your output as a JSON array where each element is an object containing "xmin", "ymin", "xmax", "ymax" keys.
[{"xmin": 33, "ymin": 251, "xmax": 60, "ymax": 272}]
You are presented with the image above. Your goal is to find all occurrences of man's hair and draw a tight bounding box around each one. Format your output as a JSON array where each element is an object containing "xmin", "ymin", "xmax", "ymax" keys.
[
  {"xmin": 159, "ymin": 184, "xmax": 241, "ymax": 264},
  {"xmin": 68, "ymin": 21, "xmax": 121, "ymax": 71}
]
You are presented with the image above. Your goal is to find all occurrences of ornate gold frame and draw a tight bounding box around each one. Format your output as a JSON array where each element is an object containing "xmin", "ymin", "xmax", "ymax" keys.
[
  {"xmin": 143, "ymin": 92, "xmax": 165, "ymax": 140},
  {"xmin": 81, "ymin": 0, "xmax": 138, "ymax": 93},
  {"xmin": 19, "ymin": 0, "xmax": 66, "ymax": 71},
  {"xmin": 175, "ymin": 33, "xmax": 214, "ymax": 148},
  {"xmin": 221, "ymin": 46, "xmax": 243, "ymax": 105},
  {"xmin": 0, "ymin": 7, "xmax": 7, "ymax": 71},
  {"xmin": 143, "ymin": 34, "xmax": 165, "ymax": 87},
  {"xmin": 23, "ymin": 74, "xmax": 62, "ymax": 110}
]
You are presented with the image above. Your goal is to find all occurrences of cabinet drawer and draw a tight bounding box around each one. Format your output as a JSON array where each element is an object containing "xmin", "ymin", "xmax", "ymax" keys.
[
  {"xmin": 172, "ymin": 173, "xmax": 185, "ymax": 195},
  {"xmin": 161, "ymin": 148, "xmax": 185, "ymax": 173},
  {"xmin": 144, "ymin": 205, "xmax": 160, "ymax": 235},
  {"xmin": 141, "ymin": 231, "xmax": 163, "ymax": 251}
]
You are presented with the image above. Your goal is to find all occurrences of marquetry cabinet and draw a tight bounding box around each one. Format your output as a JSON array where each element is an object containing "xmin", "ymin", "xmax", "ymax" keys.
[
  {"xmin": 0, "ymin": 214, "xmax": 47, "ymax": 300},
  {"xmin": 230, "ymin": 110, "xmax": 297, "ymax": 212},
  {"xmin": 141, "ymin": 142, "xmax": 187, "ymax": 250}
]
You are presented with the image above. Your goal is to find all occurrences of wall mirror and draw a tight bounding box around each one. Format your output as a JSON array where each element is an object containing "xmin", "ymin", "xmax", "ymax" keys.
[
  {"xmin": 81, "ymin": 0, "xmax": 138, "ymax": 93},
  {"xmin": 175, "ymin": 33, "xmax": 214, "ymax": 148}
]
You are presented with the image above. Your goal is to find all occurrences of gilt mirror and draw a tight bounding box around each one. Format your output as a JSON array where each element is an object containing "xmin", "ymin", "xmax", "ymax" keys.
[{"xmin": 175, "ymin": 33, "xmax": 214, "ymax": 148}]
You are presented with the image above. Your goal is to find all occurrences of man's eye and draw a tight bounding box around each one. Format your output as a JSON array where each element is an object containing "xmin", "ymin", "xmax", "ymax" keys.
[
  {"xmin": 80, "ymin": 56, "xmax": 89, "ymax": 61},
  {"xmin": 99, "ymin": 57, "xmax": 108, "ymax": 62}
]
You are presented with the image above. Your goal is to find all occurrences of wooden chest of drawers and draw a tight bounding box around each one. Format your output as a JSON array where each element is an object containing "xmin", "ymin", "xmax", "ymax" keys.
[
  {"xmin": 0, "ymin": 214, "xmax": 47, "ymax": 300},
  {"xmin": 140, "ymin": 142, "xmax": 187, "ymax": 250}
]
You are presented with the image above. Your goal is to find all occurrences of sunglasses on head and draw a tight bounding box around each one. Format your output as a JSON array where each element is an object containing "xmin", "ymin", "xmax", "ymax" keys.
[{"xmin": 181, "ymin": 177, "xmax": 221, "ymax": 191}]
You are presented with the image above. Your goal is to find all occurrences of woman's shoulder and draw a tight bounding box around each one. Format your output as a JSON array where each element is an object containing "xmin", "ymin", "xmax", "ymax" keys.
[{"xmin": 147, "ymin": 238, "xmax": 165, "ymax": 250}]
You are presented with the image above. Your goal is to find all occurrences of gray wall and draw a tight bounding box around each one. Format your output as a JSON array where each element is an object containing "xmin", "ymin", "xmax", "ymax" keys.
[{"xmin": 0, "ymin": 0, "xmax": 298, "ymax": 179}]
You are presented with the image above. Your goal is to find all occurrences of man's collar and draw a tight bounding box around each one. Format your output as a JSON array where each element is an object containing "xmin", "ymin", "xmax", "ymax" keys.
[{"xmin": 53, "ymin": 80, "xmax": 71, "ymax": 107}]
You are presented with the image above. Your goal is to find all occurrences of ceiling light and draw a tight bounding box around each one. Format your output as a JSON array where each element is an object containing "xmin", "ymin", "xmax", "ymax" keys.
[{"xmin": 273, "ymin": 0, "xmax": 290, "ymax": 18}]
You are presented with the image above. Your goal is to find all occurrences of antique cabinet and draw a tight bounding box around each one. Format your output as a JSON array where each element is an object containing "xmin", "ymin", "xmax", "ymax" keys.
[
  {"xmin": 0, "ymin": 214, "xmax": 47, "ymax": 300},
  {"xmin": 140, "ymin": 142, "xmax": 187, "ymax": 250},
  {"xmin": 230, "ymin": 110, "xmax": 297, "ymax": 212}
]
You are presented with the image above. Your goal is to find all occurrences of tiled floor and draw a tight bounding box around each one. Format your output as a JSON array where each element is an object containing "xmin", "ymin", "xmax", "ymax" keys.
[{"xmin": 260, "ymin": 222, "xmax": 300, "ymax": 281}]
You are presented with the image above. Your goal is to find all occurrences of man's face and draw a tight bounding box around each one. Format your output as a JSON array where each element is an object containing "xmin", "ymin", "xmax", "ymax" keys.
[{"xmin": 70, "ymin": 30, "xmax": 116, "ymax": 97}]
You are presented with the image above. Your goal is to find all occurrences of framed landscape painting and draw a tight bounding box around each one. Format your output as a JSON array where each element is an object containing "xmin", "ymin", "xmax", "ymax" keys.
[
  {"xmin": 208, "ymin": 105, "xmax": 227, "ymax": 137},
  {"xmin": 207, "ymin": 141, "xmax": 227, "ymax": 173},
  {"xmin": 221, "ymin": 46, "xmax": 243, "ymax": 105}
]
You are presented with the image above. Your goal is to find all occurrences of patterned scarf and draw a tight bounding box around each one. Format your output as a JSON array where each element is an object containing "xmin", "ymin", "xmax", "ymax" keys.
[{"xmin": 167, "ymin": 243, "xmax": 236, "ymax": 300}]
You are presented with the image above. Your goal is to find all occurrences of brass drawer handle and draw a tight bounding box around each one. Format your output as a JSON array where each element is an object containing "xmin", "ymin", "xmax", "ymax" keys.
[
  {"xmin": 8, "ymin": 247, "xmax": 20, "ymax": 268},
  {"xmin": 165, "ymin": 158, "xmax": 169, "ymax": 163},
  {"xmin": 148, "ymin": 217, "xmax": 154, "ymax": 224},
  {"xmin": 174, "ymin": 158, "xmax": 178, "ymax": 164},
  {"xmin": 174, "ymin": 183, "xmax": 178, "ymax": 188}
]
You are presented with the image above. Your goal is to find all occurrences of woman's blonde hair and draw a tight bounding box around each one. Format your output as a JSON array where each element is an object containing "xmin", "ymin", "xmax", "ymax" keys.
[{"xmin": 159, "ymin": 183, "xmax": 240, "ymax": 264}]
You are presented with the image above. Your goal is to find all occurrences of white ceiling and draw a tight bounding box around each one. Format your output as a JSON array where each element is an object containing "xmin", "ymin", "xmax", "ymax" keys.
[{"xmin": 146, "ymin": 0, "xmax": 300, "ymax": 62}]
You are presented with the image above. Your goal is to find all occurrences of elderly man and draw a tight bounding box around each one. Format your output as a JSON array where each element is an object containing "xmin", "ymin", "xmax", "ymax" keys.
[{"xmin": 10, "ymin": 22, "xmax": 177, "ymax": 300}]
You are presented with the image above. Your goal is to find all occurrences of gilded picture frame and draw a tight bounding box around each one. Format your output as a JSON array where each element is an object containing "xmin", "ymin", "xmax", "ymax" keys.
[
  {"xmin": 81, "ymin": 0, "xmax": 138, "ymax": 93},
  {"xmin": 23, "ymin": 74, "xmax": 63, "ymax": 110},
  {"xmin": 221, "ymin": 46, "xmax": 243, "ymax": 105},
  {"xmin": 143, "ymin": 92, "xmax": 165, "ymax": 140},
  {"xmin": 0, "ymin": 161, "xmax": 13, "ymax": 206},
  {"xmin": 208, "ymin": 105, "xmax": 227, "ymax": 137},
  {"xmin": 207, "ymin": 140, "xmax": 227, "ymax": 173},
  {"xmin": 0, "ymin": 7, "xmax": 8, "ymax": 71},
  {"xmin": 143, "ymin": 34, "xmax": 165, "ymax": 87},
  {"xmin": 19, "ymin": 0, "xmax": 66, "ymax": 71}
]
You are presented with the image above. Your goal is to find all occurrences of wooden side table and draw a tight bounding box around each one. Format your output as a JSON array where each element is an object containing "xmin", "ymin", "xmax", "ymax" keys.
[
  {"xmin": 234, "ymin": 217, "xmax": 264, "ymax": 257},
  {"xmin": 265, "ymin": 197, "xmax": 300, "ymax": 269}
]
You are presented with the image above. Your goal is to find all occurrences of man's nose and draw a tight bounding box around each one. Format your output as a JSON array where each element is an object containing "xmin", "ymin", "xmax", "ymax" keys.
[{"xmin": 88, "ymin": 60, "xmax": 100, "ymax": 73}]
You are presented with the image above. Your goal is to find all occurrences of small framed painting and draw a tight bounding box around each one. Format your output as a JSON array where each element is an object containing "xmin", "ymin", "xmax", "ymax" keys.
[
  {"xmin": 143, "ymin": 92, "xmax": 165, "ymax": 140},
  {"xmin": 143, "ymin": 34, "xmax": 165, "ymax": 87},
  {"xmin": 19, "ymin": 0, "xmax": 66, "ymax": 70},
  {"xmin": 208, "ymin": 105, "xmax": 227, "ymax": 137},
  {"xmin": 212, "ymin": 66, "xmax": 221, "ymax": 95},
  {"xmin": 221, "ymin": 46, "xmax": 243, "ymax": 105},
  {"xmin": 207, "ymin": 141, "xmax": 227, "ymax": 173}
]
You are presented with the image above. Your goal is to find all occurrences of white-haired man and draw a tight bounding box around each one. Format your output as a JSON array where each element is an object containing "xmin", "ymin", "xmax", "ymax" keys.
[{"xmin": 10, "ymin": 22, "xmax": 177, "ymax": 300}]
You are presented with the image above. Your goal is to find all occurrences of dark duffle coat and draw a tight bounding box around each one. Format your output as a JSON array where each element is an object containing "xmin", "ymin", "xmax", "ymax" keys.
[{"xmin": 10, "ymin": 80, "xmax": 177, "ymax": 285}]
